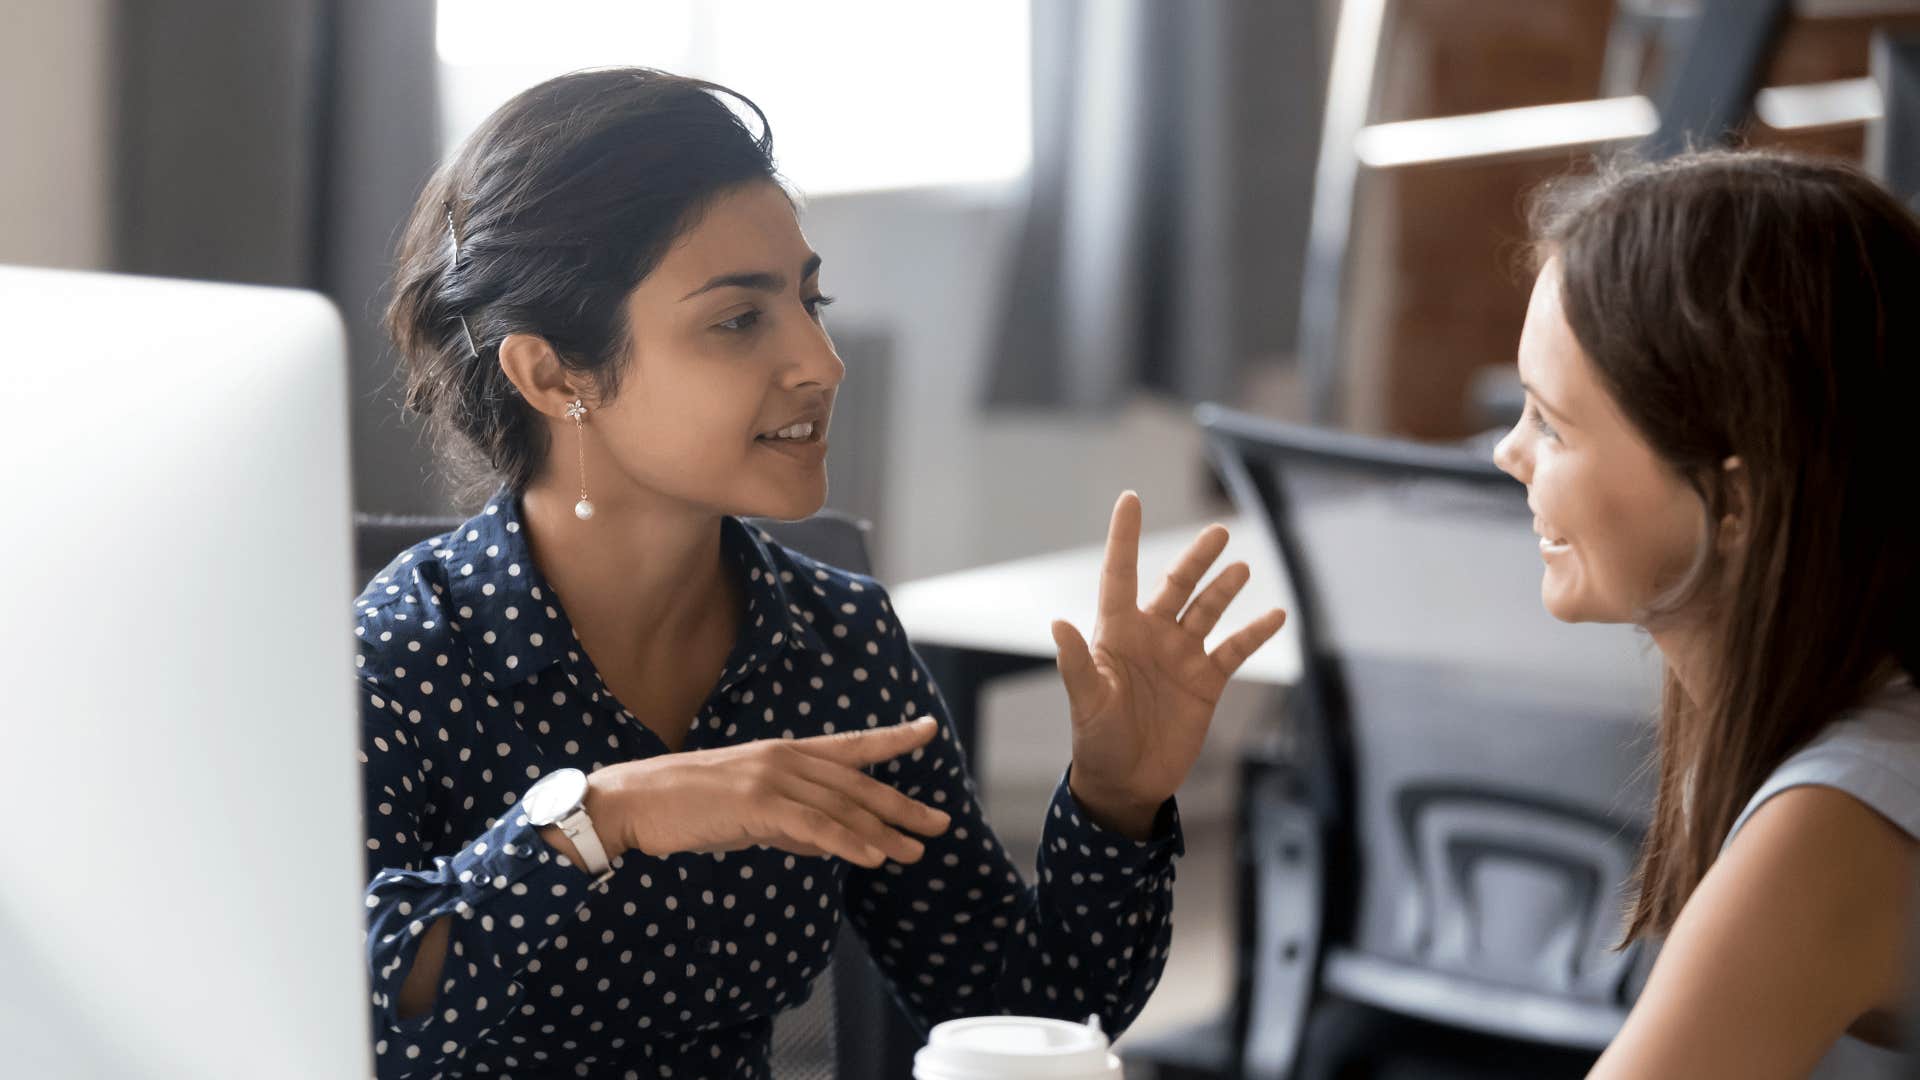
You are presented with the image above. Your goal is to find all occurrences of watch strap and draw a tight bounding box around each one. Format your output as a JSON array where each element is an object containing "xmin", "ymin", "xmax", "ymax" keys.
[{"xmin": 556, "ymin": 804, "xmax": 615, "ymax": 887}]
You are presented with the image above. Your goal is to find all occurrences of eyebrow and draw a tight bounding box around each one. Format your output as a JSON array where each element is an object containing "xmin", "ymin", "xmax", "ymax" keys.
[
  {"xmin": 679, "ymin": 253, "xmax": 823, "ymax": 302},
  {"xmin": 1519, "ymin": 379, "xmax": 1573, "ymax": 425}
]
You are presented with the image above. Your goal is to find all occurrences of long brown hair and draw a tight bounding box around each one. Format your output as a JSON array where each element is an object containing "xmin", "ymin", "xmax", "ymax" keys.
[{"xmin": 1528, "ymin": 150, "xmax": 1920, "ymax": 942}]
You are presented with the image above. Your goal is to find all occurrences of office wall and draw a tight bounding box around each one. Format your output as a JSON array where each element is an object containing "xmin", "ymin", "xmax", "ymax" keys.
[
  {"xmin": 0, "ymin": 0, "xmax": 110, "ymax": 270},
  {"xmin": 800, "ymin": 185, "xmax": 1227, "ymax": 584}
]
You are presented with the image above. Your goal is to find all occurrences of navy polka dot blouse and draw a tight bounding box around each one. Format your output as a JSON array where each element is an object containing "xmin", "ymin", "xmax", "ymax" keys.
[{"xmin": 354, "ymin": 493, "xmax": 1185, "ymax": 1078}]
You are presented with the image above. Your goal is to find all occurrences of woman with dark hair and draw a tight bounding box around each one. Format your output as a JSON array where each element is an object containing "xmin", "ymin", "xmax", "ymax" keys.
[
  {"xmin": 1495, "ymin": 149, "xmax": 1920, "ymax": 1078},
  {"xmin": 355, "ymin": 68, "xmax": 1285, "ymax": 1077}
]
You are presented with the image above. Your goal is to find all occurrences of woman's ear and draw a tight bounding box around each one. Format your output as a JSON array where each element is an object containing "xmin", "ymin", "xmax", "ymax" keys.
[
  {"xmin": 1716, "ymin": 455, "xmax": 1749, "ymax": 555},
  {"xmin": 498, "ymin": 332, "xmax": 589, "ymax": 418}
]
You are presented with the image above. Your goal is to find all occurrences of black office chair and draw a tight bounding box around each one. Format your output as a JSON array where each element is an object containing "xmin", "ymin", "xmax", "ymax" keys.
[
  {"xmin": 1167, "ymin": 407, "xmax": 1659, "ymax": 1080},
  {"xmin": 352, "ymin": 507, "xmax": 917, "ymax": 1080}
]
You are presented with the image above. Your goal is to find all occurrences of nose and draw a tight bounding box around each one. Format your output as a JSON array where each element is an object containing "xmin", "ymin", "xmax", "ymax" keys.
[
  {"xmin": 1492, "ymin": 421, "xmax": 1528, "ymax": 484},
  {"xmin": 783, "ymin": 316, "xmax": 845, "ymax": 392}
]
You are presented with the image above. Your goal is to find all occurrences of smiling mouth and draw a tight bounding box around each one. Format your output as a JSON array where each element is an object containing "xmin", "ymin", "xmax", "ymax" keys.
[
  {"xmin": 1532, "ymin": 517, "xmax": 1570, "ymax": 553},
  {"xmin": 753, "ymin": 419, "xmax": 828, "ymax": 461},
  {"xmin": 755, "ymin": 420, "xmax": 821, "ymax": 445}
]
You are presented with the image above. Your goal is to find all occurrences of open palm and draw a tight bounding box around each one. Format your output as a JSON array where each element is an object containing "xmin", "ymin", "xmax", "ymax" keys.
[{"xmin": 1052, "ymin": 492, "xmax": 1288, "ymax": 815}]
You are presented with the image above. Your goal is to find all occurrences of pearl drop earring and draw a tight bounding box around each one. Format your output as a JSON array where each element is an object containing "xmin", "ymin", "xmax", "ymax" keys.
[{"xmin": 566, "ymin": 398, "xmax": 594, "ymax": 520}]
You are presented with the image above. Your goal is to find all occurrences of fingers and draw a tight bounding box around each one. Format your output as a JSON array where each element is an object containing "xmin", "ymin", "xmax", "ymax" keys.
[
  {"xmin": 791, "ymin": 750, "xmax": 952, "ymax": 839},
  {"xmin": 1209, "ymin": 608, "xmax": 1288, "ymax": 678},
  {"xmin": 1097, "ymin": 491, "xmax": 1144, "ymax": 621},
  {"xmin": 795, "ymin": 715, "xmax": 938, "ymax": 767},
  {"xmin": 1145, "ymin": 523, "xmax": 1230, "ymax": 619},
  {"xmin": 772, "ymin": 798, "xmax": 891, "ymax": 868},
  {"xmin": 1179, "ymin": 561, "xmax": 1250, "ymax": 638},
  {"xmin": 773, "ymin": 720, "xmax": 953, "ymax": 868},
  {"xmin": 777, "ymin": 774, "xmax": 932, "ymax": 868}
]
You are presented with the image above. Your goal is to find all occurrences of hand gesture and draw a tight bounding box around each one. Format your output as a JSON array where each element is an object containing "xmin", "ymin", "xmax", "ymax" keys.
[
  {"xmin": 1050, "ymin": 492, "xmax": 1286, "ymax": 833},
  {"xmin": 584, "ymin": 718, "xmax": 952, "ymax": 868}
]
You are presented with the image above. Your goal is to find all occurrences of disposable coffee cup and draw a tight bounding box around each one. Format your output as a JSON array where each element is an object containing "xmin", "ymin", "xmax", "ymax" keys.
[{"xmin": 912, "ymin": 1014, "xmax": 1123, "ymax": 1079}]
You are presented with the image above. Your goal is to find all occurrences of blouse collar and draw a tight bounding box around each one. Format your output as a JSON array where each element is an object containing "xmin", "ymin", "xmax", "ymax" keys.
[{"xmin": 439, "ymin": 491, "xmax": 825, "ymax": 691}]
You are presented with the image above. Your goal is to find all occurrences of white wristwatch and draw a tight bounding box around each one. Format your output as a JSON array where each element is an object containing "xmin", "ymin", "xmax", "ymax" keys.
[{"xmin": 522, "ymin": 768, "xmax": 615, "ymax": 887}]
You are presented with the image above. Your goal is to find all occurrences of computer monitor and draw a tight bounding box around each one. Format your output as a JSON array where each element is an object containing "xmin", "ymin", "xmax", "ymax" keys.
[{"xmin": 0, "ymin": 266, "xmax": 371, "ymax": 1078}]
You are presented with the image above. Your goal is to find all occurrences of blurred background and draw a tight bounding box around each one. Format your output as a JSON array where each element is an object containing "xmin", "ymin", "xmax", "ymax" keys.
[
  {"xmin": 0, "ymin": 0, "xmax": 1323, "ymax": 575},
  {"xmin": 7, "ymin": 1, "xmax": 1919, "ymax": 1076}
]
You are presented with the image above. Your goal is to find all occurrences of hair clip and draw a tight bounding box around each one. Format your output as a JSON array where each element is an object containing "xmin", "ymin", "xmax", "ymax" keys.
[
  {"xmin": 443, "ymin": 201, "xmax": 464, "ymax": 263},
  {"xmin": 443, "ymin": 201, "xmax": 481, "ymax": 360},
  {"xmin": 453, "ymin": 315, "xmax": 480, "ymax": 361}
]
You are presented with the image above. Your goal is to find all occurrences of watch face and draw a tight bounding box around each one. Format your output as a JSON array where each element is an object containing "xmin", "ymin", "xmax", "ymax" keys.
[{"xmin": 524, "ymin": 768, "xmax": 587, "ymax": 827}]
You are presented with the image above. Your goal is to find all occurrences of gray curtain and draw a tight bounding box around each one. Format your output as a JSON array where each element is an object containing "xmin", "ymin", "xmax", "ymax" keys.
[
  {"xmin": 113, "ymin": 0, "xmax": 443, "ymax": 514},
  {"xmin": 987, "ymin": 0, "xmax": 1324, "ymax": 410}
]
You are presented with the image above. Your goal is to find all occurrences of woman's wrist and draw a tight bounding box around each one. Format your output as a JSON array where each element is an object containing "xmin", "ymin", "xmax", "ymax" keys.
[
  {"xmin": 539, "ymin": 768, "xmax": 630, "ymax": 866},
  {"xmin": 1066, "ymin": 767, "xmax": 1161, "ymax": 841},
  {"xmin": 579, "ymin": 768, "xmax": 632, "ymax": 858}
]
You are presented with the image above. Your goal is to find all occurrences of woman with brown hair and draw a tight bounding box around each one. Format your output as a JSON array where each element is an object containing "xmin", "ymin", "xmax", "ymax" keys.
[{"xmin": 1495, "ymin": 149, "xmax": 1920, "ymax": 1077}]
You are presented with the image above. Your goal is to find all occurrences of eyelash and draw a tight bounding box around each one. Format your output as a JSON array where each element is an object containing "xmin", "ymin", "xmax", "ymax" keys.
[
  {"xmin": 716, "ymin": 294, "xmax": 836, "ymax": 333},
  {"xmin": 1528, "ymin": 403, "xmax": 1559, "ymax": 440}
]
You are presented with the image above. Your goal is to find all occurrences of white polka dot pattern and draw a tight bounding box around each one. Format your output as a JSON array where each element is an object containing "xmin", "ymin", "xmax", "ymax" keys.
[{"xmin": 354, "ymin": 494, "xmax": 1183, "ymax": 1078}]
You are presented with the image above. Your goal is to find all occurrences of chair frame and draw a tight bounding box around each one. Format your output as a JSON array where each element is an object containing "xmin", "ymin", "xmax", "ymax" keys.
[{"xmin": 1196, "ymin": 405, "xmax": 1640, "ymax": 1079}]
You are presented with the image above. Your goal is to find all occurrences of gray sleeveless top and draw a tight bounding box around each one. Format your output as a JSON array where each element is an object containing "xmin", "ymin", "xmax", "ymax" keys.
[{"xmin": 1721, "ymin": 676, "xmax": 1920, "ymax": 1079}]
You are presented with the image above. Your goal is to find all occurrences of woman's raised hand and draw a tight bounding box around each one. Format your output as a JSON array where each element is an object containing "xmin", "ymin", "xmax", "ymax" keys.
[
  {"xmin": 580, "ymin": 718, "xmax": 952, "ymax": 869},
  {"xmin": 1051, "ymin": 492, "xmax": 1287, "ymax": 835}
]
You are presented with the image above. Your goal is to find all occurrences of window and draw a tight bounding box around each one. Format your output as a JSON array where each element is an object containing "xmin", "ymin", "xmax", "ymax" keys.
[{"xmin": 436, "ymin": 0, "xmax": 1032, "ymax": 195}]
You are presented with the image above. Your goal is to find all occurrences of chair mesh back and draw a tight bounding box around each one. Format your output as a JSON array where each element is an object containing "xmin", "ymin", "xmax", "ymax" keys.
[
  {"xmin": 1206, "ymin": 413, "xmax": 1660, "ymax": 1006},
  {"xmin": 768, "ymin": 971, "xmax": 840, "ymax": 1080}
]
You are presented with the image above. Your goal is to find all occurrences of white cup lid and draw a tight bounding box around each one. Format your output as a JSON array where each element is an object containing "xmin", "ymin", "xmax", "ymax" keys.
[{"xmin": 913, "ymin": 1015, "xmax": 1122, "ymax": 1080}]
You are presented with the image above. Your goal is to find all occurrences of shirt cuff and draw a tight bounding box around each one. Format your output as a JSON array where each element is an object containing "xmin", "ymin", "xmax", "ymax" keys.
[
  {"xmin": 1038, "ymin": 768, "xmax": 1185, "ymax": 895},
  {"xmin": 440, "ymin": 811, "xmax": 597, "ymax": 937}
]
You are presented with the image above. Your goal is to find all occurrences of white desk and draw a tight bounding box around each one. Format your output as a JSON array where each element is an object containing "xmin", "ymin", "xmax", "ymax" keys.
[{"xmin": 889, "ymin": 495, "xmax": 1659, "ymax": 759}]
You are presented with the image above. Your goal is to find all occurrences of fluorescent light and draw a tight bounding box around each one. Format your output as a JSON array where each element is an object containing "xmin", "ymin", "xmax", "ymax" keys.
[
  {"xmin": 1354, "ymin": 96, "xmax": 1659, "ymax": 169},
  {"xmin": 1754, "ymin": 77, "xmax": 1882, "ymax": 130}
]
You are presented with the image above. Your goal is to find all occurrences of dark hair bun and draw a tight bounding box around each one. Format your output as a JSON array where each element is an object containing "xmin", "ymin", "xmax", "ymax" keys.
[{"xmin": 385, "ymin": 68, "xmax": 778, "ymax": 503}]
